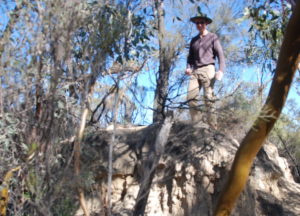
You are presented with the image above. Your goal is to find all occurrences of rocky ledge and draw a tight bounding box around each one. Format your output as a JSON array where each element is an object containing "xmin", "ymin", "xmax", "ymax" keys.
[{"xmin": 75, "ymin": 121, "xmax": 300, "ymax": 216}]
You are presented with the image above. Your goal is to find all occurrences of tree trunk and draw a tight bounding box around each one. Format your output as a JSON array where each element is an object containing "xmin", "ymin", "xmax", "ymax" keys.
[
  {"xmin": 133, "ymin": 115, "xmax": 173, "ymax": 216},
  {"xmin": 214, "ymin": 2, "xmax": 300, "ymax": 215},
  {"xmin": 74, "ymin": 108, "xmax": 90, "ymax": 216},
  {"xmin": 153, "ymin": 0, "xmax": 171, "ymax": 122}
]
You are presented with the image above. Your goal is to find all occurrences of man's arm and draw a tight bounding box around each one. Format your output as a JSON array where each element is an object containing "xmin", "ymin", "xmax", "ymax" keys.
[
  {"xmin": 186, "ymin": 40, "xmax": 194, "ymax": 75},
  {"xmin": 213, "ymin": 36, "xmax": 226, "ymax": 73}
]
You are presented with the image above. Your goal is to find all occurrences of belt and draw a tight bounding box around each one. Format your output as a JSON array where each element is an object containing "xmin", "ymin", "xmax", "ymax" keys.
[{"xmin": 195, "ymin": 64, "xmax": 214, "ymax": 69}]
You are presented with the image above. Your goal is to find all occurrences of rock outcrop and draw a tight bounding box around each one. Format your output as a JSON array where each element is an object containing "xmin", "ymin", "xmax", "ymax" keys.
[{"xmin": 76, "ymin": 121, "xmax": 300, "ymax": 216}]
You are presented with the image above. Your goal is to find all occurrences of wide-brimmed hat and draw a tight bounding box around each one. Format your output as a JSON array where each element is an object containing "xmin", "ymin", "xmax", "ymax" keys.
[{"xmin": 190, "ymin": 15, "xmax": 212, "ymax": 24}]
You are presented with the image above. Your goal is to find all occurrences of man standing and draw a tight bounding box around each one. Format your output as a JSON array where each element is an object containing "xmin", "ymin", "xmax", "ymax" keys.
[{"xmin": 186, "ymin": 14, "xmax": 225, "ymax": 129}]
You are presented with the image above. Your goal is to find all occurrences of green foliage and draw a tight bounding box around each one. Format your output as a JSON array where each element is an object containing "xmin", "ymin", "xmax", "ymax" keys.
[
  {"xmin": 75, "ymin": 1, "xmax": 153, "ymax": 64},
  {"xmin": 0, "ymin": 113, "xmax": 19, "ymax": 150},
  {"xmin": 0, "ymin": 0, "xmax": 156, "ymax": 214},
  {"xmin": 244, "ymin": 0, "xmax": 292, "ymax": 71},
  {"xmin": 269, "ymin": 100, "xmax": 300, "ymax": 173},
  {"xmin": 222, "ymin": 82, "xmax": 262, "ymax": 114},
  {"xmin": 0, "ymin": 113, "xmax": 26, "ymax": 170},
  {"xmin": 51, "ymin": 197, "xmax": 77, "ymax": 216}
]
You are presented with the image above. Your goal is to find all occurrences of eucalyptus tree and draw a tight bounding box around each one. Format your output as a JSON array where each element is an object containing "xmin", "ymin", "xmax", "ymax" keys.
[
  {"xmin": 215, "ymin": 1, "xmax": 300, "ymax": 215},
  {"xmin": 0, "ymin": 0, "xmax": 152, "ymax": 215}
]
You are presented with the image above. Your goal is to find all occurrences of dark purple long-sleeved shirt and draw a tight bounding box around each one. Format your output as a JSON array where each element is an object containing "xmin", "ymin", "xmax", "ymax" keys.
[{"xmin": 187, "ymin": 32, "xmax": 226, "ymax": 72}]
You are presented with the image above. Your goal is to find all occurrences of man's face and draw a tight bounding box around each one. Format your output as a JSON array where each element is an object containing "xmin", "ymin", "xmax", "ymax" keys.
[{"xmin": 195, "ymin": 19, "xmax": 207, "ymax": 33}]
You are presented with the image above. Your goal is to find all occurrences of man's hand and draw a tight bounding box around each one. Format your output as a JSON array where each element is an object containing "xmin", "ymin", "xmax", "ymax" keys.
[
  {"xmin": 185, "ymin": 68, "xmax": 193, "ymax": 75},
  {"xmin": 215, "ymin": 70, "xmax": 223, "ymax": 81}
]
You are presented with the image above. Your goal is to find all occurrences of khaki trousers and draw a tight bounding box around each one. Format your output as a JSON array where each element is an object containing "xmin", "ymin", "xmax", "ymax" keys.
[{"xmin": 187, "ymin": 65, "xmax": 217, "ymax": 126}]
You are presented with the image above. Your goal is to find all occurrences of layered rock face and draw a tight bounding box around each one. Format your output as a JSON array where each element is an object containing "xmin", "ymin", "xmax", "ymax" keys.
[{"xmin": 77, "ymin": 122, "xmax": 300, "ymax": 216}]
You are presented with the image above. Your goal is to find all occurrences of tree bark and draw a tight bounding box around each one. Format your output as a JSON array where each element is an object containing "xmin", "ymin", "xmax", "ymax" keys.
[
  {"xmin": 153, "ymin": 0, "xmax": 171, "ymax": 122},
  {"xmin": 214, "ymin": 2, "xmax": 300, "ymax": 215},
  {"xmin": 74, "ymin": 108, "xmax": 90, "ymax": 216}
]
